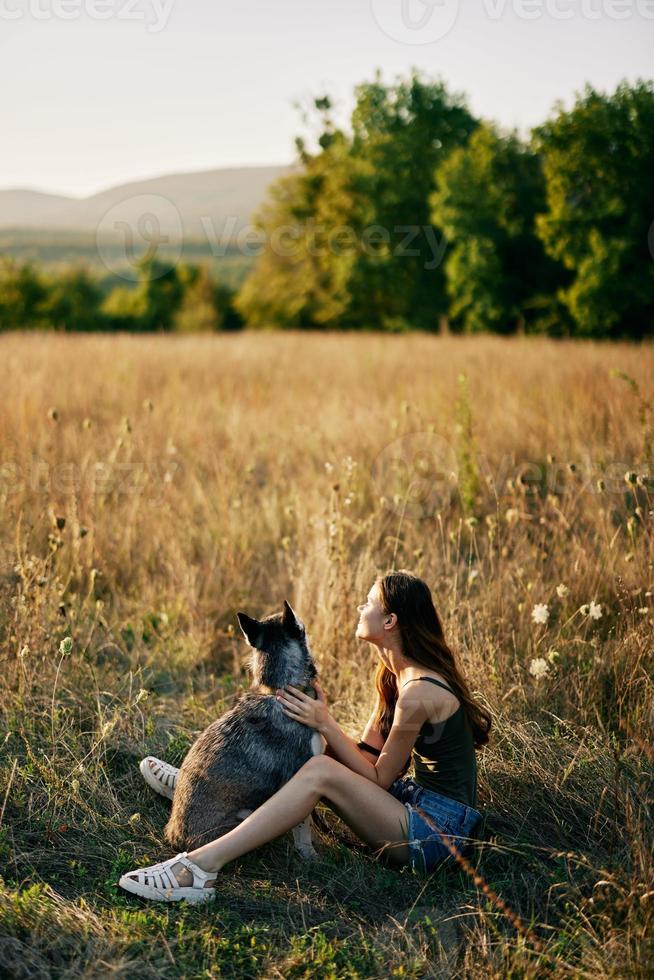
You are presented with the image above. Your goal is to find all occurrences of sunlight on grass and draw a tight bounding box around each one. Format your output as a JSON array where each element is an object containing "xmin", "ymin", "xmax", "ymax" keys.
[{"xmin": 0, "ymin": 331, "xmax": 652, "ymax": 977}]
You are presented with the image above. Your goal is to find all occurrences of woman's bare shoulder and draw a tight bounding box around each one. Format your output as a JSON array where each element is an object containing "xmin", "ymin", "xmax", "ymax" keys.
[{"xmin": 400, "ymin": 673, "xmax": 460, "ymax": 718}]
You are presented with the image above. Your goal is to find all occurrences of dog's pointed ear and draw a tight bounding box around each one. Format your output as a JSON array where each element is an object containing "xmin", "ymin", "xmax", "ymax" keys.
[
  {"xmin": 236, "ymin": 612, "xmax": 264, "ymax": 649},
  {"xmin": 282, "ymin": 599, "xmax": 303, "ymax": 633}
]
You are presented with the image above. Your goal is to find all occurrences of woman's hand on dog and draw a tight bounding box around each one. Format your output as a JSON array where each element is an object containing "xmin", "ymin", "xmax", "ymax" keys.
[{"xmin": 276, "ymin": 680, "xmax": 330, "ymax": 732}]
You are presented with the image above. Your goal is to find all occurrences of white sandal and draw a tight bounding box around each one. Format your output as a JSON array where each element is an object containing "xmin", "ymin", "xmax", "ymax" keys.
[
  {"xmin": 119, "ymin": 851, "xmax": 218, "ymax": 903},
  {"xmin": 139, "ymin": 756, "xmax": 179, "ymax": 800}
]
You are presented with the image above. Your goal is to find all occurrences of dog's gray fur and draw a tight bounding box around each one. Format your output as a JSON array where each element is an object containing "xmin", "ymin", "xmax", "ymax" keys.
[{"xmin": 164, "ymin": 600, "xmax": 325, "ymax": 854}]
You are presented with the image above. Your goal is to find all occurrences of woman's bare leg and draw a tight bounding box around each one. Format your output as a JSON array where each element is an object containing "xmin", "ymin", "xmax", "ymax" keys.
[{"xmin": 181, "ymin": 754, "xmax": 411, "ymax": 877}]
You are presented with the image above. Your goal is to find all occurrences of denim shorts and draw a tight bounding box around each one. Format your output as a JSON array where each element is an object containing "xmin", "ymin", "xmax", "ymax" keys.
[{"xmin": 388, "ymin": 776, "xmax": 483, "ymax": 874}]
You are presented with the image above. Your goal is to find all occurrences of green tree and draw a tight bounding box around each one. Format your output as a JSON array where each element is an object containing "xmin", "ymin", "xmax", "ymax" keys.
[
  {"xmin": 0, "ymin": 257, "xmax": 48, "ymax": 330},
  {"xmin": 430, "ymin": 122, "xmax": 568, "ymax": 334},
  {"xmin": 235, "ymin": 70, "xmax": 478, "ymax": 330},
  {"xmin": 235, "ymin": 125, "xmax": 370, "ymax": 329},
  {"xmin": 532, "ymin": 79, "xmax": 654, "ymax": 339},
  {"xmin": 174, "ymin": 262, "xmax": 244, "ymax": 331},
  {"xmin": 346, "ymin": 68, "xmax": 477, "ymax": 330},
  {"xmin": 136, "ymin": 258, "xmax": 184, "ymax": 332},
  {"xmin": 41, "ymin": 266, "xmax": 104, "ymax": 331},
  {"xmin": 100, "ymin": 284, "xmax": 148, "ymax": 331},
  {"xmin": 101, "ymin": 258, "xmax": 184, "ymax": 332}
]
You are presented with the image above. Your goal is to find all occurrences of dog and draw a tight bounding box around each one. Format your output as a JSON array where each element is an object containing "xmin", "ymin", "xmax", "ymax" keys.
[{"xmin": 142, "ymin": 600, "xmax": 326, "ymax": 858}]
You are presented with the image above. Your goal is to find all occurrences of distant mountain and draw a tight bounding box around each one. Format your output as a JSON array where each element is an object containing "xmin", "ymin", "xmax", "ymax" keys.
[
  {"xmin": 0, "ymin": 188, "xmax": 75, "ymax": 228},
  {"xmin": 0, "ymin": 164, "xmax": 300, "ymax": 242}
]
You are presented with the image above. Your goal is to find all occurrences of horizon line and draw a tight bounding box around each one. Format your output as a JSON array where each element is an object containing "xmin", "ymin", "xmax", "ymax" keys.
[{"xmin": 0, "ymin": 160, "xmax": 299, "ymax": 201}]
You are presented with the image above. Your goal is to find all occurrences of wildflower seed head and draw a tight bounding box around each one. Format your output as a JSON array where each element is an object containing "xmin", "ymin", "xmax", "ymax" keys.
[
  {"xmin": 531, "ymin": 603, "xmax": 550, "ymax": 625},
  {"xmin": 529, "ymin": 657, "xmax": 550, "ymax": 679},
  {"xmin": 588, "ymin": 601, "xmax": 603, "ymax": 620}
]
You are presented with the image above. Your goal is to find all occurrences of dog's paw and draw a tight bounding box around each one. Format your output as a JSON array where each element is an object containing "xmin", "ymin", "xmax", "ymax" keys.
[{"xmin": 294, "ymin": 844, "xmax": 320, "ymax": 861}]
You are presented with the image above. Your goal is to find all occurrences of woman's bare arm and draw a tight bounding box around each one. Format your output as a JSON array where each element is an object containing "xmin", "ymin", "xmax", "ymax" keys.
[
  {"xmin": 319, "ymin": 707, "xmax": 383, "ymax": 762},
  {"xmin": 358, "ymin": 706, "xmax": 412, "ymax": 776},
  {"xmin": 359, "ymin": 708, "xmax": 386, "ymax": 752},
  {"xmin": 321, "ymin": 706, "xmax": 411, "ymax": 776}
]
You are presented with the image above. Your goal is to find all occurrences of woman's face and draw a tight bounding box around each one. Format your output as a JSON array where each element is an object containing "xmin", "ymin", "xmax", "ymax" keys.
[{"xmin": 356, "ymin": 582, "xmax": 388, "ymax": 643}]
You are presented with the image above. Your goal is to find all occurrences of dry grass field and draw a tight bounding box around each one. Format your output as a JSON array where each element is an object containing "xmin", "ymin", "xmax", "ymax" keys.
[{"xmin": 0, "ymin": 330, "xmax": 652, "ymax": 978}]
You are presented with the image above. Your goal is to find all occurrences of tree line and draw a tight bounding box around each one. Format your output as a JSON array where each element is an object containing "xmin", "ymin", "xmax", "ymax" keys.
[
  {"xmin": 234, "ymin": 71, "xmax": 654, "ymax": 339},
  {"xmin": 2, "ymin": 70, "xmax": 653, "ymax": 338},
  {"xmin": 0, "ymin": 256, "xmax": 244, "ymax": 333}
]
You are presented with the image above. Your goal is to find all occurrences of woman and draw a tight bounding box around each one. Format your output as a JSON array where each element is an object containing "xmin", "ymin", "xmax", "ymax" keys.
[{"xmin": 119, "ymin": 570, "xmax": 492, "ymax": 901}]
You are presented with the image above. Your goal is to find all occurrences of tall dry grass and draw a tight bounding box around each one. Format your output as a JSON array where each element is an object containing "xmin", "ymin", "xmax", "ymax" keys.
[{"xmin": 0, "ymin": 330, "xmax": 652, "ymax": 978}]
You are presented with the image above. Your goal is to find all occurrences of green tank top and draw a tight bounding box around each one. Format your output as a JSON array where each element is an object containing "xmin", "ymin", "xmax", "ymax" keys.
[{"xmin": 402, "ymin": 676, "xmax": 478, "ymax": 808}]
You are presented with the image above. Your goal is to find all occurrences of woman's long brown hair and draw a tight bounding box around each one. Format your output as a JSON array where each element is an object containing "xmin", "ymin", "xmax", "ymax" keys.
[{"xmin": 371, "ymin": 570, "xmax": 492, "ymax": 749}]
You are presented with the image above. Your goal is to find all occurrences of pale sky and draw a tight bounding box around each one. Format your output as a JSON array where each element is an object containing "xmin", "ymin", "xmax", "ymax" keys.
[{"xmin": 1, "ymin": 0, "xmax": 652, "ymax": 198}]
